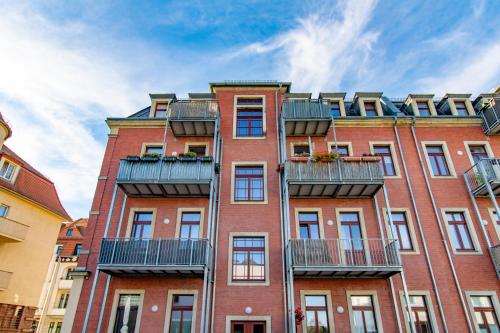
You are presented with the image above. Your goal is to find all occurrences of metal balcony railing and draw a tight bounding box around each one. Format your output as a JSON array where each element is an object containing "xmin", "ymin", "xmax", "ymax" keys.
[
  {"xmin": 464, "ymin": 158, "xmax": 500, "ymax": 196},
  {"xmin": 478, "ymin": 98, "xmax": 500, "ymax": 135},
  {"xmin": 170, "ymin": 100, "xmax": 219, "ymax": 119},
  {"xmin": 285, "ymin": 160, "xmax": 384, "ymax": 197},
  {"xmin": 116, "ymin": 158, "xmax": 213, "ymax": 196},
  {"xmin": 0, "ymin": 216, "xmax": 30, "ymax": 242},
  {"xmin": 490, "ymin": 245, "xmax": 500, "ymax": 277},
  {"xmin": 282, "ymin": 99, "xmax": 331, "ymax": 136},
  {"xmin": 98, "ymin": 238, "xmax": 211, "ymax": 275},
  {"xmin": 289, "ymin": 238, "xmax": 401, "ymax": 278}
]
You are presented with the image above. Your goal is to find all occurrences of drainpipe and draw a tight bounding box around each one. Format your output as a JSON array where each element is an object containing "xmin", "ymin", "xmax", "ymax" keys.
[
  {"xmin": 209, "ymin": 136, "xmax": 223, "ymax": 333},
  {"xmin": 393, "ymin": 118, "xmax": 449, "ymax": 332},
  {"xmin": 275, "ymin": 85, "xmax": 289, "ymax": 333},
  {"xmin": 409, "ymin": 120, "xmax": 473, "ymax": 332},
  {"xmin": 162, "ymin": 99, "xmax": 172, "ymax": 155},
  {"xmin": 82, "ymin": 184, "xmax": 119, "ymax": 332},
  {"xmin": 96, "ymin": 195, "xmax": 127, "ymax": 332}
]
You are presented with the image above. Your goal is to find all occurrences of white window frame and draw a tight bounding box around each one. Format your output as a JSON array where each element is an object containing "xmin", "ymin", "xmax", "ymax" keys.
[
  {"xmin": 449, "ymin": 98, "xmax": 475, "ymax": 116},
  {"xmin": 184, "ymin": 142, "xmax": 210, "ymax": 156},
  {"xmin": 335, "ymin": 208, "xmax": 372, "ymax": 264},
  {"xmin": 299, "ymin": 290, "xmax": 335, "ymax": 333},
  {"xmin": 164, "ymin": 289, "xmax": 198, "ymax": 333},
  {"xmin": 0, "ymin": 204, "xmax": 9, "ymax": 217},
  {"xmin": 369, "ymin": 141, "xmax": 402, "ymax": 178},
  {"xmin": 399, "ymin": 290, "xmax": 439, "ymax": 333},
  {"xmin": 233, "ymin": 95, "xmax": 266, "ymax": 139},
  {"xmin": 107, "ymin": 289, "xmax": 145, "ymax": 333},
  {"xmin": 347, "ymin": 290, "xmax": 384, "ymax": 333},
  {"xmin": 224, "ymin": 315, "xmax": 271, "ymax": 333},
  {"xmin": 328, "ymin": 141, "xmax": 353, "ymax": 156},
  {"xmin": 441, "ymin": 208, "xmax": 482, "ymax": 255},
  {"xmin": 230, "ymin": 162, "xmax": 268, "ymax": 205},
  {"xmin": 382, "ymin": 208, "xmax": 420, "ymax": 255},
  {"xmin": 421, "ymin": 141, "xmax": 457, "ymax": 178},
  {"xmin": 359, "ymin": 98, "xmax": 383, "ymax": 117},
  {"xmin": 125, "ymin": 208, "xmax": 157, "ymax": 239},
  {"xmin": 324, "ymin": 98, "xmax": 346, "ymax": 117},
  {"xmin": 227, "ymin": 232, "xmax": 269, "ymax": 286},
  {"xmin": 141, "ymin": 142, "xmax": 164, "ymax": 156},
  {"xmin": 174, "ymin": 208, "xmax": 205, "ymax": 239},
  {"xmin": 294, "ymin": 208, "xmax": 325, "ymax": 239},
  {"xmin": 463, "ymin": 141, "xmax": 494, "ymax": 166},
  {"xmin": 290, "ymin": 142, "xmax": 313, "ymax": 157},
  {"xmin": 488, "ymin": 208, "xmax": 500, "ymax": 242},
  {"xmin": 465, "ymin": 290, "xmax": 500, "ymax": 332},
  {"xmin": 410, "ymin": 98, "xmax": 437, "ymax": 116},
  {"xmin": 0, "ymin": 157, "xmax": 20, "ymax": 183}
]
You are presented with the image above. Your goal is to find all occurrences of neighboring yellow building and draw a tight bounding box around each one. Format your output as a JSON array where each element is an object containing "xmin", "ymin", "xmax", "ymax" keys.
[{"xmin": 0, "ymin": 113, "xmax": 70, "ymax": 332}]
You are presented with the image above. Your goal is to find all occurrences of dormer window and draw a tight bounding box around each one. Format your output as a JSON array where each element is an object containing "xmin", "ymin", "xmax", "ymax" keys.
[
  {"xmin": 454, "ymin": 101, "xmax": 468, "ymax": 116},
  {"xmin": 154, "ymin": 103, "xmax": 168, "ymax": 118},
  {"xmin": 66, "ymin": 229, "xmax": 73, "ymax": 236},
  {"xmin": 416, "ymin": 101, "xmax": 431, "ymax": 116},
  {"xmin": 364, "ymin": 102, "xmax": 377, "ymax": 116},
  {"xmin": 0, "ymin": 159, "xmax": 18, "ymax": 182},
  {"xmin": 330, "ymin": 101, "xmax": 341, "ymax": 117}
]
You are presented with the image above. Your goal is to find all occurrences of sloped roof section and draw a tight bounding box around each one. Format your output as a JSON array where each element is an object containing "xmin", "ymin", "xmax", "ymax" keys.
[
  {"xmin": 0, "ymin": 145, "xmax": 71, "ymax": 220},
  {"xmin": 59, "ymin": 218, "xmax": 87, "ymax": 239}
]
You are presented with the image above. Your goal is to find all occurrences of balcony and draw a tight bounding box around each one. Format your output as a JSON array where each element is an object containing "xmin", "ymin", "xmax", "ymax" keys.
[
  {"xmin": 284, "ymin": 159, "xmax": 384, "ymax": 198},
  {"xmin": 479, "ymin": 98, "xmax": 500, "ymax": 135},
  {"xmin": 0, "ymin": 270, "xmax": 12, "ymax": 290},
  {"xmin": 169, "ymin": 100, "xmax": 218, "ymax": 136},
  {"xmin": 282, "ymin": 100, "xmax": 332, "ymax": 136},
  {"xmin": 116, "ymin": 158, "xmax": 214, "ymax": 197},
  {"xmin": 289, "ymin": 239, "xmax": 401, "ymax": 278},
  {"xmin": 98, "ymin": 238, "xmax": 211, "ymax": 276},
  {"xmin": 490, "ymin": 245, "xmax": 500, "ymax": 278},
  {"xmin": 464, "ymin": 158, "xmax": 500, "ymax": 196},
  {"xmin": 0, "ymin": 216, "xmax": 30, "ymax": 242},
  {"xmin": 59, "ymin": 279, "xmax": 73, "ymax": 290}
]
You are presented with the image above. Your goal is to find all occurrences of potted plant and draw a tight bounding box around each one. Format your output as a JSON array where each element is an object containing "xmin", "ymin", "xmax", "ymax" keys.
[
  {"xmin": 179, "ymin": 151, "xmax": 197, "ymax": 161},
  {"xmin": 291, "ymin": 152, "xmax": 311, "ymax": 162},
  {"xmin": 313, "ymin": 151, "xmax": 338, "ymax": 162},
  {"xmin": 141, "ymin": 153, "xmax": 161, "ymax": 162},
  {"xmin": 276, "ymin": 163, "xmax": 285, "ymax": 173},
  {"xmin": 199, "ymin": 156, "xmax": 213, "ymax": 162},
  {"xmin": 162, "ymin": 155, "xmax": 177, "ymax": 162},
  {"xmin": 295, "ymin": 307, "xmax": 304, "ymax": 326},
  {"xmin": 126, "ymin": 155, "xmax": 140, "ymax": 162}
]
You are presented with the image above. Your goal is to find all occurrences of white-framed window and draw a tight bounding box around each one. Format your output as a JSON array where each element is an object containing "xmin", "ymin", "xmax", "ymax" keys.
[
  {"xmin": 464, "ymin": 141, "xmax": 494, "ymax": 166},
  {"xmin": 140, "ymin": 142, "xmax": 164, "ymax": 156},
  {"xmin": 0, "ymin": 159, "xmax": 18, "ymax": 182},
  {"xmin": 107, "ymin": 290, "xmax": 144, "ymax": 333},
  {"xmin": 421, "ymin": 142, "xmax": 456, "ymax": 178},
  {"xmin": 441, "ymin": 208, "xmax": 482, "ymax": 255},
  {"xmin": 383, "ymin": 208, "xmax": 420, "ymax": 255},
  {"xmin": 299, "ymin": 290, "xmax": 335, "ymax": 333},
  {"xmin": 328, "ymin": 141, "xmax": 353, "ymax": 157},
  {"xmin": 227, "ymin": 232, "xmax": 269, "ymax": 286},
  {"xmin": 369, "ymin": 141, "xmax": 401, "ymax": 178},
  {"xmin": 0, "ymin": 204, "xmax": 9, "ymax": 217},
  {"xmin": 449, "ymin": 99, "xmax": 474, "ymax": 116},
  {"xmin": 465, "ymin": 291, "xmax": 500, "ymax": 332},
  {"xmin": 184, "ymin": 142, "xmax": 210, "ymax": 157},
  {"xmin": 399, "ymin": 291, "xmax": 439, "ymax": 333},
  {"xmin": 233, "ymin": 95, "xmax": 266, "ymax": 139},
  {"xmin": 347, "ymin": 291, "xmax": 383, "ymax": 333},
  {"xmin": 164, "ymin": 290, "xmax": 198, "ymax": 333},
  {"xmin": 230, "ymin": 162, "xmax": 268, "ymax": 204}
]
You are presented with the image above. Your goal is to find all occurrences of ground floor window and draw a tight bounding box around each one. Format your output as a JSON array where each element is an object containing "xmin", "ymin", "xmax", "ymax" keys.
[
  {"xmin": 169, "ymin": 295, "xmax": 194, "ymax": 333},
  {"xmin": 0, "ymin": 304, "xmax": 24, "ymax": 330},
  {"xmin": 231, "ymin": 321, "xmax": 266, "ymax": 333},
  {"xmin": 112, "ymin": 294, "xmax": 141, "ymax": 333},
  {"xmin": 47, "ymin": 322, "xmax": 62, "ymax": 333},
  {"xmin": 471, "ymin": 296, "xmax": 499, "ymax": 332},
  {"xmin": 351, "ymin": 295, "xmax": 378, "ymax": 333},
  {"xmin": 409, "ymin": 295, "xmax": 433, "ymax": 333},
  {"xmin": 304, "ymin": 295, "xmax": 329, "ymax": 332}
]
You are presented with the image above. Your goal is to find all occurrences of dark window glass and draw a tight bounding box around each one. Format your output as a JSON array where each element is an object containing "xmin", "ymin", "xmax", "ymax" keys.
[
  {"xmin": 469, "ymin": 145, "xmax": 489, "ymax": 164},
  {"xmin": 416, "ymin": 101, "xmax": 431, "ymax": 116},
  {"xmin": 169, "ymin": 295, "xmax": 194, "ymax": 333},
  {"xmin": 299, "ymin": 212, "xmax": 320, "ymax": 239},
  {"xmin": 446, "ymin": 212, "xmax": 474, "ymax": 251},
  {"xmin": 373, "ymin": 145, "xmax": 395, "ymax": 176},
  {"xmin": 471, "ymin": 296, "xmax": 499, "ymax": 332},
  {"xmin": 57, "ymin": 293, "xmax": 70, "ymax": 309},
  {"xmin": 364, "ymin": 102, "xmax": 378, "ymax": 116},
  {"xmin": 340, "ymin": 213, "xmax": 365, "ymax": 265},
  {"xmin": 0, "ymin": 204, "xmax": 8, "ymax": 217},
  {"xmin": 330, "ymin": 101, "xmax": 341, "ymax": 117},
  {"xmin": 232, "ymin": 237, "xmax": 265, "ymax": 281},
  {"xmin": 234, "ymin": 166, "xmax": 264, "ymax": 201},
  {"xmin": 390, "ymin": 212, "xmax": 413, "ymax": 251},
  {"xmin": 131, "ymin": 212, "xmax": 152, "ymax": 239},
  {"xmin": 293, "ymin": 145, "xmax": 310, "ymax": 156},
  {"xmin": 305, "ymin": 295, "xmax": 329, "ymax": 333},
  {"xmin": 410, "ymin": 296, "xmax": 434, "ymax": 333},
  {"xmin": 55, "ymin": 322, "xmax": 62, "ymax": 333},
  {"xmin": 113, "ymin": 294, "xmax": 140, "ymax": 333},
  {"xmin": 155, "ymin": 103, "xmax": 168, "ymax": 118},
  {"xmin": 180, "ymin": 212, "xmax": 201, "ymax": 239},
  {"xmin": 73, "ymin": 244, "xmax": 82, "ymax": 256},
  {"xmin": 351, "ymin": 296, "xmax": 378, "ymax": 333},
  {"xmin": 454, "ymin": 101, "xmax": 468, "ymax": 116},
  {"xmin": 187, "ymin": 145, "xmax": 207, "ymax": 157},
  {"xmin": 144, "ymin": 146, "xmax": 163, "ymax": 155},
  {"xmin": 231, "ymin": 321, "xmax": 266, "ymax": 333},
  {"xmin": 426, "ymin": 146, "xmax": 450, "ymax": 176},
  {"xmin": 55, "ymin": 245, "xmax": 63, "ymax": 256},
  {"xmin": 66, "ymin": 229, "xmax": 73, "ymax": 236},
  {"xmin": 331, "ymin": 145, "xmax": 349, "ymax": 157},
  {"xmin": 236, "ymin": 97, "xmax": 263, "ymax": 137}
]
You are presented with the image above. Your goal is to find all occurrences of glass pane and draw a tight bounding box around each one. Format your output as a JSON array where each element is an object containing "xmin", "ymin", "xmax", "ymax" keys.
[
  {"xmin": 364, "ymin": 311, "xmax": 377, "ymax": 332},
  {"xmin": 170, "ymin": 311, "xmax": 181, "ymax": 333},
  {"xmin": 300, "ymin": 225, "xmax": 309, "ymax": 239},
  {"xmin": 299, "ymin": 213, "xmax": 318, "ymax": 222},
  {"xmin": 352, "ymin": 296, "xmax": 372, "ymax": 307},
  {"xmin": 180, "ymin": 225, "xmax": 190, "ymax": 239},
  {"xmin": 410, "ymin": 296, "xmax": 425, "ymax": 307},
  {"xmin": 472, "ymin": 296, "xmax": 492, "ymax": 307},
  {"xmin": 173, "ymin": 295, "xmax": 194, "ymax": 307},
  {"xmin": 457, "ymin": 225, "xmax": 473, "ymax": 249},
  {"xmin": 317, "ymin": 310, "xmax": 328, "ymax": 329},
  {"xmin": 182, "ymin": 311, "xmax": 192, "ymax": 332},
  {"xmin": 340, "ymin": 213, "xmax": 359, "ymax": 222},
  {"xmin": 135, "ymin": 213, "xmax": 152, "ymax": 222},
  {"xmin": 306, "ymin": 311, "xmax": 316, "ymax": 331},
  {"xmin": 352, "ymin": 311, "xmax": 365, "ymax": 333},
  {"xmin": 398, "ymin": 225, "xmax": 412, "ymax": 249},
  {"xmin": 309, "ymin": 224, "xmax": 320, "ymax": 239},
  {"xmin": 182, "ymin": 213, "xmax": 200, "ymax": 222},
  {"xmin": 189, "ymin": 225, "xmax": 200, "ymax": 239},
  {"xmin": 253, "ymin": 323, "xmax": 265, "ymax": 333},
  {"xmin": 305, "ymin": 295, "xmax": 327, "ymax": 307}
]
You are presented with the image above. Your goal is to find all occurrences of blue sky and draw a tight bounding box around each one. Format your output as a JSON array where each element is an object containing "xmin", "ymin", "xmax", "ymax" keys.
[{"xmin": 0, "ymin": 0, "xmax": 499, "ymax": 219}]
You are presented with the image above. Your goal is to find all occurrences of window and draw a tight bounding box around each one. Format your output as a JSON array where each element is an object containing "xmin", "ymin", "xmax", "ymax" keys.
[
  {"xmin": 445, "ymin": 212, "xmax": 474, "ymax": 251},
  {"xmin": 390, "ymin": 212, "xmax": 413, "ymax": 251},
  {"xmin": 73, "ymin": 244, "xmax": 82, "ymax": 256},
  {"xmin": 373, "ymin": 145, "xmax": 395, "ymax": 176},
  {"xmin": 469, "ymin": 145, "xmax": 489, "ymax": 164},
  {"xmin": 409, "ymin": 296, "xmax": 433, "ymax": 333},
  {"xmin": 299, "ymin": 212, "xmax": 320, "ymax": 239},
  {"xmin": 330, "ymin": 101, "xmax": 341, "ymax": 117},
  {"xmin": 55, "ymin": 322, "xmax": 62, "ymax": 333},
  {"xmin": 112, "ymin": 294, "xmax": 140, "ymax": 333},
  {"xmin": 364, "ymin": 102, "xmax": 378, "ymax": 116},
  {"xmin": 351, "ymin": 296, "xmax": 378, "ymax": 333},
  {"xmin": 180, "ymin": 212, "xmax": 201, "ymax": 239},
  {"xmin": 471, "ymin": 296, "xmax": 499, "ymax": 332},
  {"xmin": 234, "ymin": 166, "xmax": 264, "ymax": 201},
  {"xmin": 55, "ymin": 245, "xmax": 63, "ymax": 256},
  {"xmin": 293, "ymin": 144, "xmax": 310, "ymax": 157},
  {"xmin": 0, "ymin": 304, "xmax": 23, "ymax": 330},
  {"xmin": 56, "ymin": 293, "xmax": 70, "ymax": 309},
  {"xmin": 305, "ymin": 295, "xmax": 330, "ymax": 333},
  {"xmin": 169, "ymin": 295, "xmax": 194, "ymax": 333},
  {"xmin": 64, "ymin": 268, "xmax": 75, "ymax": 280},
  {"xmin": 186, "ymin": 145, "xmax": 206, "ymax": 157},
  {"xmin": 48, "ymin": 322, "xmax": 55, "ymax": 333},
  {"xmin": 416, "ymin": 101, "xmax": 431, "ymax": 116},
  {"xmin": 0, "ymin": 160, "xmax": 17, "ymax": 181},
  {"xmin": 154, "ymin": 103, "xmax": 168, "ymax": 118},
  {"xmin": 231, "ymin": 321, "xmax": 266, "ymax": 333},
  {"xmin": 340, "ymin": 212, "xmax": 365, "ymax": 265},
  {"xmin": 331, "ymin": 145, "xmax": 350, "ymax": 157},
  {"xmin": 131, "ymin": 212, "xmax": 152, "ymax": 239},
  {"xmin": 66, "ymin": 229, "xmax": 73, "ymax": 237},
  {"xmin": 144, "ymin": 146, "xmax": 163, "ymax": 155},
  {"xmin": 235, "ymin": 97, "xmax": 264, "ymax": 137},
  {"xmin": 426, "ymin": 146, "xmax": 450, "ymax": 176},
  {"xmin": 0, "ymin": 204, "xmax": 8, "ymax": 217},
  {"xmin": 232, "ymin": 237, "xmax": 265, "ymax": 282},
  {"xmin": 454, "ymin": 101, "xmax": 468, "ymax": 116}
]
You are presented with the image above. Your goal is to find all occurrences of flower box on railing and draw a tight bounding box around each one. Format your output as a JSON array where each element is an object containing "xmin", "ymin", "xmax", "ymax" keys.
[
  {"xmin": 126, "ymin": 155, "xmax": 140, "ymax": 162},
  {"xmin": 341, "ymin": 156, "xmax": 381, "ymax": 162},
  {"xmin": 291, "ymin": 156, "xmax": 310, "ymax": 162}
]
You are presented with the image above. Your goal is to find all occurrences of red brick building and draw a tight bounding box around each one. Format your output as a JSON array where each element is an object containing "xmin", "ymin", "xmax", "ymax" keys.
[{"xmin": 67, "ymin": 82, "xmax": 500, "ymax": 332}]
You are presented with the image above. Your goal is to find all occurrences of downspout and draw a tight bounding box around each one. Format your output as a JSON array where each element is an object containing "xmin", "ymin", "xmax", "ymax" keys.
[
  {"xmin": 276, "ymin": 85, "xmax": 289, "ymax": 333},
  {"xmin": 393, "ymin": 118, "xmax": 449, "ymax": 332},
  {"xmin": 410, "ymin": 119, "xmax": 473, "ymax": 332},
  {"xmin": 82, "ymin": 184, "xmax": 119, "ymax": 333},
  {"xmin": 373, "ymin": 196, "xmax": 403, "ymax": 332},
  {"xmin": 96, "ymin": 195, "xmax": 127, "ymax": 332},
  {"xmin": 209, "ymin": 136, "xmax": 223, "ymax": 333},
  {"xmin": 162, "ymin": 99, "xmax": 172, "ymax": 155}
]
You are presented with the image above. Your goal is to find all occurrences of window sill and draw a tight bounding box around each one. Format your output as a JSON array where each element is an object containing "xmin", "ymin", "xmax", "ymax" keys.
[
  {"xmin": 228, "ymin": 280, "xmax": 270, "ymax": 287},
  {"xmin": 233, "ymin": 136, "xmax": 266, "ymax": 140},
  {"xmin": 230, "ymin": 200, "xmax": 268, "ymax": 205}
]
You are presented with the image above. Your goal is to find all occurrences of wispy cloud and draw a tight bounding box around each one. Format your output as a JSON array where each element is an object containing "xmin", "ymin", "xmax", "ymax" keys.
[{"xmin": 228, "ymin": 0, "xmax": 380, "ymax": 93}]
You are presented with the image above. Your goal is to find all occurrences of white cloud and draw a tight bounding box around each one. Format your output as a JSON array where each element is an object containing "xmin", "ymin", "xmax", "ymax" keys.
[{"xmin": 228, "ymin": 0, "xmax": 380, "ymax": 93}]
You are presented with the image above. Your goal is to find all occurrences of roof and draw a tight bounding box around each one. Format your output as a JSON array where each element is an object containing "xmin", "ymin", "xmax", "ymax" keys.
[
  {"xmin": 284, "ymin": 93, "xmax": 311, "ymax": 99},
  {"xmin": 0, "ymin": 112, "xmax": 12, "ymax": 140},
  {"xmin": 59, "ymin": 218, "xmax": 87, "ymax": 239},
  {"xmin": 188, "ymin": 93, "xmax": 216, "ymax": 99},
  {"xmin": 0, "ymin": 145, "xmax": 71, "ymax": 220},
  {"xmin": 149, "ymin": 93, "xmax": 177, "ymax": 100},
  {"xmin": 209, "ymin": 80, "xmax": 291, "ymax": 93}
]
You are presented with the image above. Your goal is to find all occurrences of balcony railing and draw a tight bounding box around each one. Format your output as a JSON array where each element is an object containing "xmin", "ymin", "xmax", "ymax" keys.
[
  {"xmin": 289, "ymin": 238, "xmax": 401, "ymax": 278},
  {"xmin": 490, "ymin": 245, "xmax": 500, "ymax": 278},
  {"xmin": 464, "ymin": 158, "xmax": 500, "ymax": 196},
  {"xmin": 98, "ymin": 238, "xmax": 211, "ymax": 276},
  {"xmin": 285, "ymin": 159, "xmax": 384, "ymax": 197},
  {"xmin": 282, "ymin": 100, "xmax": 331, "ymax": 136},
  {"xmin": 0, "ymin": 216, "xmax": 30, "ymax": 242},
  {"xmin": 169, "ymin": 100, "xmax": 218, "ymax": 136},
  {"xmin": 0, "ymin": 270, "xmax": 12, "ymax": 290},
  {"xmin": 116, "ymin": 158, "xmax": 213, "ymax": 197},
  {"xmin": 479, "ymin": 98, "xmax": 500, "ymax": 135}
]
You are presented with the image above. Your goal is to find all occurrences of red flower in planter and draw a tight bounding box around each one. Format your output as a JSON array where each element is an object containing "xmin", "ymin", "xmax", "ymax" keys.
[{"xmin": 295, "ymin": 306, "xmax": 305, "ymax": 323}]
